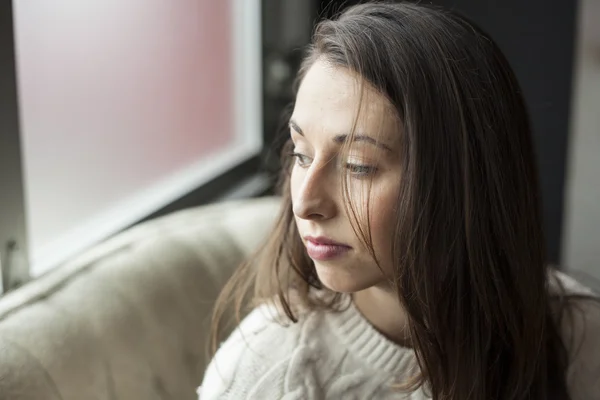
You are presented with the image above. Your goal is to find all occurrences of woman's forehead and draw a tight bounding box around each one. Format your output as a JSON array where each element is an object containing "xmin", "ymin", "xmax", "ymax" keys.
[{"xmin": 293, "ymin": 59, "xmax": 400, "ymax": 144}]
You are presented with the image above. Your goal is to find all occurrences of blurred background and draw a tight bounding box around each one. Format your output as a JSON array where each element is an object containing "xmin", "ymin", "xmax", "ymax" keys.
[{"xmin": 0, "ymin": 0, "xmax": 598, "ymax": 292}]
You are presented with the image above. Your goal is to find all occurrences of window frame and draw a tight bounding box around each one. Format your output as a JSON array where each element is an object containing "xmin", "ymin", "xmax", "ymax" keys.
[{"xmin": 0, "ymin": 0, "xmax": 265, "ymax": 290}]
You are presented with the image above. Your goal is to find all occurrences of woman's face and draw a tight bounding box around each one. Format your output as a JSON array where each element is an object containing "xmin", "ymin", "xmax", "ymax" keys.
[{"xmin": 290, "ymin": 59, "xmax": 403, "ymax": 293}]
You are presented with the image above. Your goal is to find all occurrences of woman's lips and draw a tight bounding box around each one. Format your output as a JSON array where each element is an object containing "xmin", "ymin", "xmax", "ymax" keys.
[{"xmin": 304, "ymin": 236, "xmax": 351, "ymax": 261}]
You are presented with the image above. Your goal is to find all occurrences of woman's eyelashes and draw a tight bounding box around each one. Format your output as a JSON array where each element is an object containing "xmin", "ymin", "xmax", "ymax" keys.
[
  {"xmin": 345, "ymin": 162, "xmax": 378, "ymax": 177},
  {"xmin": 289, "ymin": 151, "xmax": 312, "ymax": 167},
  {"xmin": 289, "ymin": 150, "xmax": 378, "ymax": 178}
]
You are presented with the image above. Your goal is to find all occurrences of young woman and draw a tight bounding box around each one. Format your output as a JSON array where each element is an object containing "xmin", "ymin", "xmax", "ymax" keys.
[{"xmin": 199, "ymin": 2, "xmax": 600, "ymax": 399}]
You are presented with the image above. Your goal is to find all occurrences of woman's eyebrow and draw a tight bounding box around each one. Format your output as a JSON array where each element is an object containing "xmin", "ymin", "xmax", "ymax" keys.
[
  {"xmin": 289, "ymin": 119, "xmax": 392, "ymax": 152},
  {"xmin": 289, "ymin": 119, "xmax": 304, "ymax": 135},
  {"xmin": 332, "ymin": 134, "xmax": 392, "ymax": 152}
]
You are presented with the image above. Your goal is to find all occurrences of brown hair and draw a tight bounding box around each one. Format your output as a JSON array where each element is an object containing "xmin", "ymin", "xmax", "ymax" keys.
[{"xmin": 211, "ymin": 2, "xmax": 593, "ymax": 399}]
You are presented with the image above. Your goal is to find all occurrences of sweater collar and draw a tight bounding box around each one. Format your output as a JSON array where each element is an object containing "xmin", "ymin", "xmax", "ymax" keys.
[{"xmin": 327, "ymin": 295, "xmax": 419, "ymax": 379}]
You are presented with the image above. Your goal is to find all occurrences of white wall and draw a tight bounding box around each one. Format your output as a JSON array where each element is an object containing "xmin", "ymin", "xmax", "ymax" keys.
[
  {"xmin": 13, "ymin": 0, "xmax": 262, "ymax": 276},
  {"xmin": 563, "ymin": 0, "xmax": 600, "ymax": 283}
]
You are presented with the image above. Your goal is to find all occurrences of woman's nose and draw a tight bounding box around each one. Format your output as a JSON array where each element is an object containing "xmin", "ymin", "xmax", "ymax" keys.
[{"xmin": 292, "ymin": 165, "xmax": 336, "ymax": 221}]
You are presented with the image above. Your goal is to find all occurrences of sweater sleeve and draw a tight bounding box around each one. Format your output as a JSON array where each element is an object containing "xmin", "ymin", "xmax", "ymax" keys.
[{"xmin": 198, "ymin": 305, "xmax": 305, "ymax": 400}]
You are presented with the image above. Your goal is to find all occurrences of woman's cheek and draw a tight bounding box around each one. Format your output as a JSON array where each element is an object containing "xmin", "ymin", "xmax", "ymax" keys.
[{"xmin": 369, "ymin": 180, "xmax": 400, "ymax": 270}]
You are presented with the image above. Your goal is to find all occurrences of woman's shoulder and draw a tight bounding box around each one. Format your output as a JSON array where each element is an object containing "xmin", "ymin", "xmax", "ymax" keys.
[
  {"xmin": 199, "ymin": 303, "xmax": 321, "ymax": 399},
  {"xmin": 206, "ymin": 303, "xmax": 308, "ymax": 369},
  {"xmin": 549, "ymin": 269, "xmax": 600, "ymax": 352},
  {"xmin": 549, "ymin": 270, "xmax": 600, "ymax": 399}
]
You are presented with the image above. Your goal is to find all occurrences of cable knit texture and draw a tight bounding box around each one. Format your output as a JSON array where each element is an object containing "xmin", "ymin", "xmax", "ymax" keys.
[
  {"xmin": 200, "ymin": 298, "xmax": 423, "ymax": 399},
  {"xmin": 199, "ymin": 271, "xmax": 600, "ymax": 399}
]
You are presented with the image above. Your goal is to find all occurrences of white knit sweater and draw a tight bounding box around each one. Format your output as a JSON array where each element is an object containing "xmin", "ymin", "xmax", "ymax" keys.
[{"xmin": 198, "ymin": 273, "xmax": 600, "ymax": 399}]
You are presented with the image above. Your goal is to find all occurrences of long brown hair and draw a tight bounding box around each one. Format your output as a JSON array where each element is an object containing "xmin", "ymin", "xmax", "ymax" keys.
[{"xmin": 211, "ymin": 2, "xmax": 591, "ymax": 399}]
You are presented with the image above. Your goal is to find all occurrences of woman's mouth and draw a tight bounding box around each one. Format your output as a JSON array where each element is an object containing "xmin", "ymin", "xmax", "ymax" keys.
[{"xmin": 304, "ymin": 236, "xmax": 351, "ymax": 261}]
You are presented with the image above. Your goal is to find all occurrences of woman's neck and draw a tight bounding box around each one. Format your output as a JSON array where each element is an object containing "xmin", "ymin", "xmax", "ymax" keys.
[{"xmin": 352, "ymin": 285, "xmax": 412, "ymax": 347}]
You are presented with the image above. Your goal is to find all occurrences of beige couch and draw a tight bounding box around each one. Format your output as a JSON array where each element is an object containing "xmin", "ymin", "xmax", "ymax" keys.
[{"xmin": 0, "ymin": 197, "xmax": 280, "ymax": 400}]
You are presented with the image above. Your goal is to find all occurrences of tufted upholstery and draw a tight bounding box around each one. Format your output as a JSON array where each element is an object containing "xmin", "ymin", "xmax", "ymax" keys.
[{"xmin": 0, "ymin": 196, "xmax": 280, "ymax": 400}]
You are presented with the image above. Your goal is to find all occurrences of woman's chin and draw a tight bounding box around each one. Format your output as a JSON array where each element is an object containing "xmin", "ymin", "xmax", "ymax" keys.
[{"xmin": 313, "ymin": 260, "xmax": 384, "ymax": 294}]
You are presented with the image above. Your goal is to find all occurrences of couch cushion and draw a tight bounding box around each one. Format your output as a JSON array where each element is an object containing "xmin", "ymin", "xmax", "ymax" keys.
[{"xmin": 0, "ymin": 196, "xmax": 280, "ymax": 400}]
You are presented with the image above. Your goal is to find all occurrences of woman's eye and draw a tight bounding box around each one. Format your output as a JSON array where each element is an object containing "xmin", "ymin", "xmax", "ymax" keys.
[
  {"xmin": 346, "ymin": 163, "xmax": 377, "ymax": 177},
  {"xmin": 289, "ymin": 152, "xmax": 312, "ymax": 167}
]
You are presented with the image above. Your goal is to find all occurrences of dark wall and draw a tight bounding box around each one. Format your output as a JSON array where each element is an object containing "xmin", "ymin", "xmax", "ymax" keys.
[
  {"xmin": 316, "ymin": 0, "xmax": 578, "ymax": 263},
  {"xmin": 431, "ymin": 1, "xmax": 578, "ymax": 264}
]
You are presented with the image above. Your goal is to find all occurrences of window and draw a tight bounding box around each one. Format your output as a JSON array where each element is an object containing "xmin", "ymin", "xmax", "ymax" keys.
[{"xmin": 0, "ymin": 0, "xmax": 262, "ymax": 288}]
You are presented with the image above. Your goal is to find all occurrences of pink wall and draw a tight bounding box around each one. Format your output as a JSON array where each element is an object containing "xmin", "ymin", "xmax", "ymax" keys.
[{"xmin": 14, "ymin": 0, "xmax": 237, "ymax": 265}]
